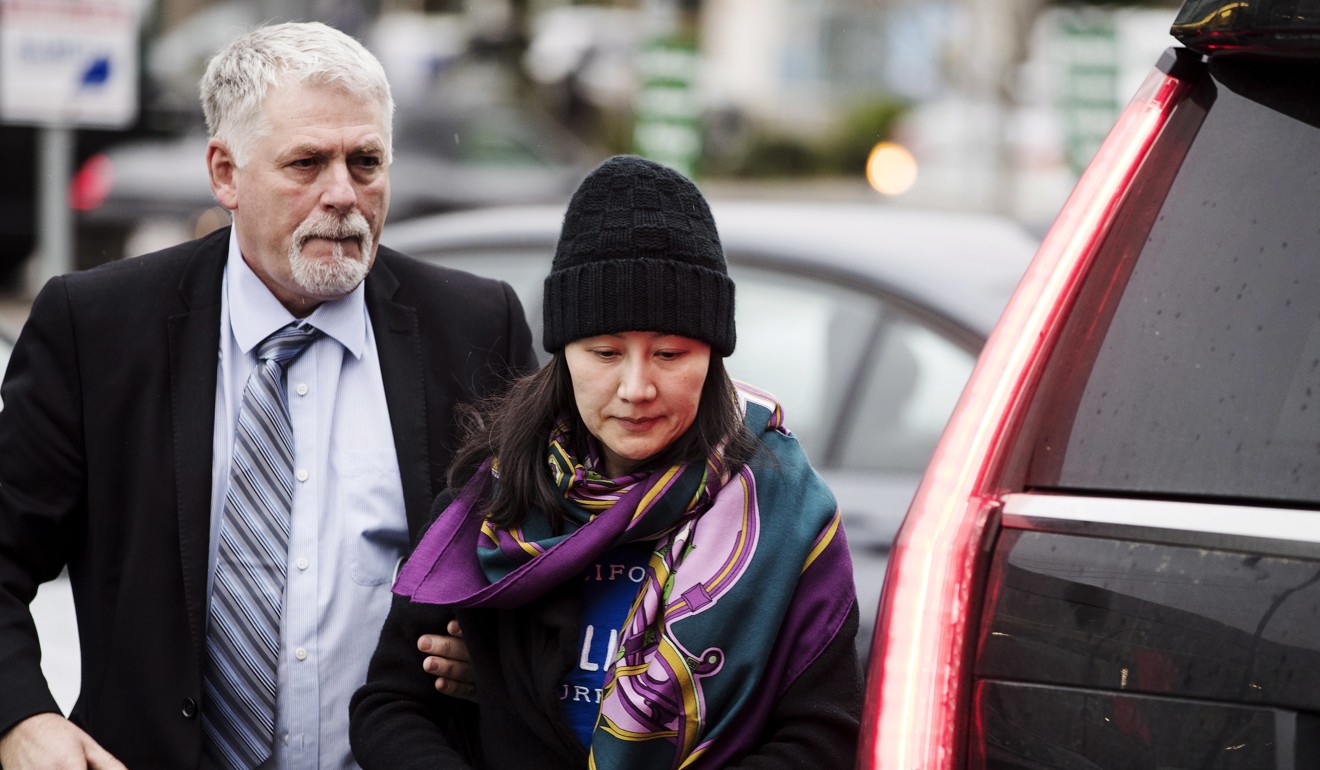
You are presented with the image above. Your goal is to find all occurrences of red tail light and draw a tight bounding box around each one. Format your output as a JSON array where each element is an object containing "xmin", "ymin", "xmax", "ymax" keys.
[
  {"xmin": 69, "ymin": 153, "xmax": 112, "ymax": 211},
  {"xmin": 857, "ymin": 66, "xmax": 1195, "ymax": 770}
]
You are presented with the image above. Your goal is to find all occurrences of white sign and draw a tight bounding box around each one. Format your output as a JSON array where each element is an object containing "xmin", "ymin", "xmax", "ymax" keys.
[{"xmin": 0, "ymin": 0, "xmax": 140, "ymax": 128}]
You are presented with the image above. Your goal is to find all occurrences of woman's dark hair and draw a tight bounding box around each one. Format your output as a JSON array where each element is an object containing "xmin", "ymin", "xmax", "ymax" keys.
[{"xmin": 448, "ymin": 352, "xmax": 759, "ymax": 531}]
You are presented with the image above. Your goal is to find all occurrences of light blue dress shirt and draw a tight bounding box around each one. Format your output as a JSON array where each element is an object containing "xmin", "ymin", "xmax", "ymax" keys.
[{"xmin": 209, "ymin": 230, "xmax": 409, "ymax": 770}]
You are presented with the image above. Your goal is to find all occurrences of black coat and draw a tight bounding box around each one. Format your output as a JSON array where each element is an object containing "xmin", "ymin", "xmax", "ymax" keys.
[{"xmin": 0, "ymin": 227, "xmax": 537, "ymax": 767}]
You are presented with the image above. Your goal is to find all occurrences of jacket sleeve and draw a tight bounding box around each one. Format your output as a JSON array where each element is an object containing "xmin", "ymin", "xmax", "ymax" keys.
[
  {"xmin": 727, "ymin": 602, "xmax": 863, "ymax": 770},
  {"xmin": 348, "ymin": 592, "xmax": 478, "ymax": 769},
  {"xmin": 350, "ymin": 494, "xmax": 478, "ymax": 770},
  {"xmin": 0, "ymin": 277, "xmax": 85, "ymax": 735}
]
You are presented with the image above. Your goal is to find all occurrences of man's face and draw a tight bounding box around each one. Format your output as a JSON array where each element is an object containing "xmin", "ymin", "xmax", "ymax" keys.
[{"xmin": 208, "ymin": 81, "xmax": 391, "ymax": 315}]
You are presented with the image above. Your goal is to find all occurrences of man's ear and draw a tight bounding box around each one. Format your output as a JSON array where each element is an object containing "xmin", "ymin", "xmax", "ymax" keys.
[{"xmin": 207, "ymin": 139, "xmax": 239, "ymax": 210}]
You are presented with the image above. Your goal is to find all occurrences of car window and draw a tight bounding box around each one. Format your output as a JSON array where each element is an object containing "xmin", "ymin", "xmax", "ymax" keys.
[
  {"xmin": 836, "ymin": 316, "xmax": 974, "ymax": 472},
  {"xmin": 1020, "ymin": 58, "xmax": 1320, "ymax": 506},
  {"xmin": 724, "ymin": 265, "xmax": 881, "ymax": 462}
]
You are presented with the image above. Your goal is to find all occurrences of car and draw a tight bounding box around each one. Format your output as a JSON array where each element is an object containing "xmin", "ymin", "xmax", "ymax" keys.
[
  {"xmin": 381, "ymin": 199, "xmax": 1040, "ymax": 657},
  {"xmin": 859, "ymin": 1, "xmax": 1320, "ymax": 767}
]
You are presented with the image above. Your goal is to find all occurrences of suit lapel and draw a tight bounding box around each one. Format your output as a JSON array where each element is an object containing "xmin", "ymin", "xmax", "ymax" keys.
[
  {"xmin": 365, "ymin": 255, "xmax": 435, "ymax": 539},
  {"xmin": 168, "ymin": 234, "xmax": 225, "ymax": 672}
]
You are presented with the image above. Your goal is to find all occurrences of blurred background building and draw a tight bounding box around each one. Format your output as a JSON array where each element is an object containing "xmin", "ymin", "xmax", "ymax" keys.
[{"xmin": 1, "ymin": 0, "xmax": 1181, "ymax": 295}]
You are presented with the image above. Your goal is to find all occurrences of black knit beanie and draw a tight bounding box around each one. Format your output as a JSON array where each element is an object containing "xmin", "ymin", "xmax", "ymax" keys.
[{"xmin": 542, "ymin": 155, "xmax": 736, "ymax": 356}]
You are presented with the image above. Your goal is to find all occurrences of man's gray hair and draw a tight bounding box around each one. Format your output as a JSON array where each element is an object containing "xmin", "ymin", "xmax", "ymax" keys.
[{"xmin": 200, "ymin": 21, "xmax": 395, "ymax": 167}]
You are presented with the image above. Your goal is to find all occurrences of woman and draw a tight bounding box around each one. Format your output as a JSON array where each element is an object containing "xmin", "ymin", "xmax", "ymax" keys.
[{"xmin": 349, "ymin": 155, "xmax": 860, "ymax": 769}]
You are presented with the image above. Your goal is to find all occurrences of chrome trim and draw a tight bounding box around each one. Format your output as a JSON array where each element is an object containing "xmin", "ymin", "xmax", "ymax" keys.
[{"xmin": 1001, "ymin": 493, "xmax": 1320, "ymax": 554}]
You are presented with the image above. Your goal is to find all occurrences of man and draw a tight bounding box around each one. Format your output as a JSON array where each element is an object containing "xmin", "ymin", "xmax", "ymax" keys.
[{"xmin": 0, "ymin": 21, "xmax": 534, "ymax": 769}]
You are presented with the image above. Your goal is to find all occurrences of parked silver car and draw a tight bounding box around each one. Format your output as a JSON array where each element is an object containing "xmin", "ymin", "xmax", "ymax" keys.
[{"xmin": 382, "ymin": 199, "xmax": 1039, "ymax": 654}]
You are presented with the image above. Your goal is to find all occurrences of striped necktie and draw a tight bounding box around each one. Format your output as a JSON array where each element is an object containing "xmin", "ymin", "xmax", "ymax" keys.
[{"xmin": 203, "ymin": 322, "xmax": 321, "ymax": 769}]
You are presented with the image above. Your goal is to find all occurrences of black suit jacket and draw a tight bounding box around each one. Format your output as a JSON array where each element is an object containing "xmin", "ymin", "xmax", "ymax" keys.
[{"xmin": 0, "ymin": 227, "xmax": 536, "ymax": 767}]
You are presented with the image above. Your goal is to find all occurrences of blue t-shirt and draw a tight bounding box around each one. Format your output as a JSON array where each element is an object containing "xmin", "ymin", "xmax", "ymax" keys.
[{"xmin": 560, "ymin": 542, "xmax": 651, "ymax": 747}]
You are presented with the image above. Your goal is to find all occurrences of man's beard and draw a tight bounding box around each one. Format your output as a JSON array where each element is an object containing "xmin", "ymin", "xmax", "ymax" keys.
[{"xmin": 288, "ymin": 212, "xmax": 374, "ymax": 298}]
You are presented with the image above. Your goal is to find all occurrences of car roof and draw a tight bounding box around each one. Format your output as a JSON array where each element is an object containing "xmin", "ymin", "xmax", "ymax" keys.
[{"xmin": 383, "ymin": 200, "xmax": 1039, "ymax": 337}]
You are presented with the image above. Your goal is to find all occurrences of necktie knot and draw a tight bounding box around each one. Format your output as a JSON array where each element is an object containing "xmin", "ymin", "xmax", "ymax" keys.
[{"xmin": 257, "ymin": 323, "xmax": 321, "ymax": 367}]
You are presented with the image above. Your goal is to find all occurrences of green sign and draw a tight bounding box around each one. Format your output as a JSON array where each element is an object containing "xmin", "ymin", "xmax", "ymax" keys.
[
  {"xmin": 1059, "ymin": 12, "xmax": 1119, "ymax": 175},
  {"xmin": 633, "ymin": 35, "xmax": 702, "ymax": 177}
]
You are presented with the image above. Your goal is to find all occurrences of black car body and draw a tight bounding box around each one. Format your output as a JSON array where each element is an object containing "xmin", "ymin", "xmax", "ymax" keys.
[{"xmin": 860, "ymin": 1, "xmax": 1320, "ymax": 767}]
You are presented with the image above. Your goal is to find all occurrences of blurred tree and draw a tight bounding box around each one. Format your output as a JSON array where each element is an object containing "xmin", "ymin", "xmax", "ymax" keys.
[
  {"xmin": 709, "ymin": 95, "xmax": 908, "ymax": 179},
  {"xmin": 725, "ymin": 132, "xmax": 817, "ymax": 178},
  {"xmin": 819, "ymin": 97, "xmax": 911, "ymax": 176}
]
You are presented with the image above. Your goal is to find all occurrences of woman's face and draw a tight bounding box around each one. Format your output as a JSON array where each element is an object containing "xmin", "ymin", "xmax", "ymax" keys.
[{"xmin": 564, "ymin": 331, "xmax": 711, "ymax": 478}]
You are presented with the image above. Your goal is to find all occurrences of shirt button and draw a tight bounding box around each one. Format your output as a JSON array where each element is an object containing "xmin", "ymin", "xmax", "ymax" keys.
[
  {"xmin": 180, "ymin": 698, "xmax": 198, "ymax": 719},
  {"xmin": 295, "ymin": 468, "xmax": 309, "ymax": 482},
  {"xmin": 295, "ymin": 647, "xmax": 308, "ymax": 661},
  {"xmin": 296, "ymin": 557, "xmax": 309, "ymax": 570},
  {"xmin": 295, "ymin": 383, "xmax": 309, "ymax": 396}
]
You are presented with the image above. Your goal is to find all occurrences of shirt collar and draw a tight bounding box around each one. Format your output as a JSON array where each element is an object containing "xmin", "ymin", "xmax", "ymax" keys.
[{"xmin": 225, "ymin": 227, "xmax": 368, "ymax": 359}]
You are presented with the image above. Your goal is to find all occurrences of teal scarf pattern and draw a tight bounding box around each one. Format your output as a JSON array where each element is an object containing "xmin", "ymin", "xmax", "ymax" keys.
[{"xmin": 394, "ymin": 384, "xmax": 857, "ymax": 769}]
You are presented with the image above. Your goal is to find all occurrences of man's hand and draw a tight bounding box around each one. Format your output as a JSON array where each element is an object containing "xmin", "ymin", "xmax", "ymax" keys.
[
  {"xmin": 0, "ymin": 713, "xmax": 127, "ymax": 770},
  {"xmin": 419, "ymin": 619, "xmax": 475, "ymax": 701}
]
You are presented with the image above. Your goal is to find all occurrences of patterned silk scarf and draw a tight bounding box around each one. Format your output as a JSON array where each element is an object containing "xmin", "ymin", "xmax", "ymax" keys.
[{"xmin": 394, "ymin": 385, "xmax": 856, "ymax": 769}]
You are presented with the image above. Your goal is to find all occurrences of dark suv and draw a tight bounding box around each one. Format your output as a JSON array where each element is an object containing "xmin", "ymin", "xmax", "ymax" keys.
[{"xmin": 859, "ymin": 1, "xmax": 1320, "ymax": 768}]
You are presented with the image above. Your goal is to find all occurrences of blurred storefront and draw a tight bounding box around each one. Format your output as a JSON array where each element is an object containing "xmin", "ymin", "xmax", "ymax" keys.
[{"xmin": 2, "ymin": 0, "xmax": 1184, "ymax": 291}]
